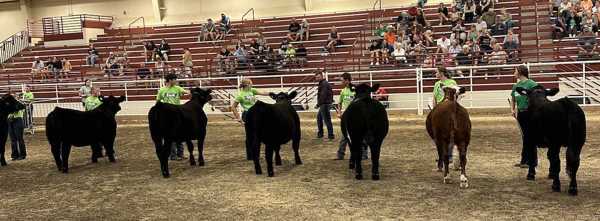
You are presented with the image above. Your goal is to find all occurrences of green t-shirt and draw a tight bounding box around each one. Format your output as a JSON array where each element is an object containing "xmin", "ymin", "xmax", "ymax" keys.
[
  {"xmin": 157, "ymin": 85, "xmax": 186, "ymax": 105},
  {"xmin": 235, "ymin": 88, "xmax": 258, "ymax": 111},
  {"xmin": 23, "ymin": 92, "xmax": 34, "ymax": 102},
  {"xmin": 84, "ymin": 96, "xmax": 103, "ymax": 111},
  {"xmin": 433, "ymin": 79, "xmax": 458, "ymax": 103},
  {"xmin": 375, "ymin": 27, "xmax": 387, "ymax": 38},
  {"xmin": 339, "ymin": 87, "xmax": 355, "ymax": 110},
  {"xmin": 511, "ymin": 79, "xmax": 538, "ymax": 111}
]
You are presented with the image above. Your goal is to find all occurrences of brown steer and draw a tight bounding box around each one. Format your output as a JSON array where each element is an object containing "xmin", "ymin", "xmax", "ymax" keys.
[{"xmin": 426, "ymin": 85, "xmax": 472, "ymax": 188}]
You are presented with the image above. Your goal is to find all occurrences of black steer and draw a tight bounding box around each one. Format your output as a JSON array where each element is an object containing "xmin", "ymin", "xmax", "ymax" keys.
[
  {"xmin": 0, "ymin": 94, "xmax": 26, "ymax": 166},
  {"xmin": 148, "ymin": 87, "xmax": 212, "ymax": 178},
  {"xmin": 46, "ymin": 95, "xmax": 126, "ymax": 173},
  {"xmin": 246, "ymin": 91, "xmax": 302, "ymax": 177},
  {"xmin": 516, "ymin": 85, "xmax": 586, "ymax": 196},
  {"xmin": 341, "ymin": 83, "xmax": 389, "ymax": 180}
]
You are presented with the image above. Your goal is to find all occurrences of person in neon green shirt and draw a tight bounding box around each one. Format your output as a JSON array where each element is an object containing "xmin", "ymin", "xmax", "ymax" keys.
[
  {"xmin": 156, "ymin": 74, "xmax": 190, "ymax": 161},
  {"xmin": 510, "ymin": 65, "xmax": 538, "ymax": 169},
  {"xmin": 7, "ymin": 91, "xmax": 26, "ymax": 160},
  {"xmin": 231, "ymin": 79, "xmax": 270, "ymax": 124},
  {"xmin": 84, "ymin": 87, "xmax": 103, "ymax": 111},
  {"xmin": 432, "ymin": 67, "xmax": 458, "ymax": 107},
  {"xmin": 21, "ymin": 85, "xmax": 35, "ymax": 131},
  {"xmin": 335, "ymin": 73, "xmax": 368, "ymax": 160}
]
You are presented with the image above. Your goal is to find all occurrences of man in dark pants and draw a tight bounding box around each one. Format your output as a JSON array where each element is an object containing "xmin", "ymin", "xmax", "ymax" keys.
[
  {"xmin": 315, "ymin": 71, "xmax": 334, "ymax": 140},
  {"xmin": 510, "ymin": 65, "xmax": 538, "ymax": 176},
  {"xmin": 8, "ymin": 100, "xmax": 26, "ymax": 160}
]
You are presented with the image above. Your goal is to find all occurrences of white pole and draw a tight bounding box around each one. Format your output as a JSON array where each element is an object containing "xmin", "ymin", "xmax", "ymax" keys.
[
  {"xmin": 469, "ymin": 68, "xmax": 473, "ymax": 108},
  {"xmin": 583, "ymin": 63, "xmax": 587, "ymax": 106},
  {"xmin": 124, "ymin": 83, "xmax": 129, "ymax": 102}
]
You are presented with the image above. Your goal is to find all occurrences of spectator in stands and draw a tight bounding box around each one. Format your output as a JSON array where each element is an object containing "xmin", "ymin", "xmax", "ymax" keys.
[
  {"xmin": 455, "ymin": 45, "xmax": 471, "ymax": 76},
  {"xmin": 449, "ymin": 40, "xmax": 463, "ymax": 59},
  {"xmin": 249, "ymin": 39, "xmax": 260, "ymax": 55},
  {"xmin": 482, "ymin": 10, "xmax": 496, "ymax": 29},
  {"xmin": 553, "ymin": 12, "xmax": 568, "ymax": 38},
  {"xmin": 503, "ymin": 29, "xmax": 520, "ymax": 61},
  {"xmin": 417, "ymin": 0, "xmax": 427, "ymax": 8},
  {"xmin": 296, "ymin": 43, "xmax": 307, "ymax": 66},
  {"xmin": 384, "ymin": 28, "xmax": 397, "ymax": 53},
  {"xmin": 86, "ymin": 45, "xmax": 100, "ymax": 67},
  {"xmin": 438, "ymin": 3, "xmax": 450, "ymax": 25},
  {"xmin": 451, "ymin": 19, "xmax": 467, "ymax": 44},
  {"xmin": 104, "ymin": 52, "xmax": 119, "ymax": 77},
  {"xmin": 79, "ymin": 79, "xmax": 92, "ymax": 106},
  {"xmin": 287, "ymin": 18, "xmax": 301, "ymax": 41},
  {"xmin": 143, "ymin": 41, "xmax": 156, "ymax": 62},
  {"xmin": 409, "ymin": 44, "xmax": 427, "ymax": 65},
  {"xmin": 397, "ymin": 30, "xmax": 411, "ymax": 49},
  {"xmin": 217, "ymin": 47, "xmax": 233, "ymax": 73},
  {"xmin": 416, "ymin": 8, "xmax": 430, "ymax": 27},
  {"xmin": 422, "ymin": 29, "xmax": 435, "ymax": 47},
  {"xmin": 396, "ymin": 11, "xmax": 412, "ymax": 33},
  {"xmin": 31, "ymin": 56, "xmax": 46, "ymax": 81},
  {"xmin": 476, "ymin": 17, "xmax": 488, "ymax": 33},
  {"xmin": 285, "ymin": 43, "xmax": 297, "ymax": 66},
  {"xmin": 479, "ymin": 0, "xmax": 492, "ymax": 15},
  {"xmin": 325, "ymin": 26, "xmax": 341, "ymax": 52},
  {"xmin": 159, "ymin": 39, "xmax": 171, "ymax": 61},
  {"xmin": 370, "ymin": 39, "xmax": 383, "ymax": 66},
  {"xmin": 299, "ymin": 19, "xmax": 310, "ymax": 41},
  {"xmin": 115, "ymin": 52, "xmax": 128, "ymax": 76},
  {"xmin": 198, "ymin": 23, "xmax": 208, "ymax": 42},
  {"xmin": 479, "ymin": 29, "xmax": 493, "ymax": 53},
  {"xmin": 375, "ymin": 23, "xmax": 387, "ymax": 38},
  {"xmin": 436, "ymin": 35, "xmax": 452, "ymax": 53},
  {"xmin": 234, "ymin": 44, "xmax": 249, "ymax": 68},
  {"xmin": 582, "ymin": 0, "xmax": 593, "ymax": 13},
  {"xmin": 279, "ymin": 38, "xmax": 290, "ymax": 55},
  {"xmin": 257, "ymin": 32, "xmax": 267, "ymax": 47},
  {"xmin": 137, "ymin": 62, "xmax": 151, "ymax": 81},
  {"xmin": 463, "ymin": 1, "xmax": 476, "ymax": 23},
  {"xmin": 488, "ymin": 43, "xmax": 508, "ymax": 65},
  {"xmin": 454, "ymin": 0, "xmax": 464, "ymax": 13},
  {"xmin": 182, "ymin": 48, "xmax": 193, "ymax": 76},
  {"xmin": 467, "ymin": 24, "xmax": 479, "ymax": 43},
  {"xmin": 61, "ymin": 58, "xmax": 71, "ymax": 79},
  {"xmin": 155, "ymin": 58, "xmax": 167, "ymax": 77},
  {"xmin": 219, "ymin": 13, "xmax": 231, "ymax": 34},
  {"xmin": 499, "ymin": 8, "xmax": 514, "ymax": 29},
  {"xmin": 50, "ymin": 57, "xmax": 62, "ymax": 80},
  {"xmin": 206, "ymin": 18, "xmax": 217, "ymax": 41},
  {"xmin": 577, "ymin": 27, "xmax": 598, "ymax": 60},
  {"xmin": 392, "ymin": 43, "xmax": 407, "ymax": 64},
  {"xmin": 491, "ymin": 16, "xmax": 508, "ymax": 35}
]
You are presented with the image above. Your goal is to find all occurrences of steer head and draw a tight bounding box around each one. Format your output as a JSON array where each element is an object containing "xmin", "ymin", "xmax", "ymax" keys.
[
  {"xmin": 442, "ymin": 84, "xmax": 466, "ymax": 102},
  {"xmin": 98, "ymin": 95, "xmax": 126, "ymax": 115},
  {"xmin": 190, "ymin": 87, "xmax": 213, "ymax": 104},
  {"xmin": 516, "ymin": 85, "xmax": 559, "ymax": 111},
  {"xmin": 269, "ymin": 91, "xmax": 297, "ymax": 104},
  {"xmin": 351, "ymin": 83, "xmax": 380, "ymax": 99},
  {"xmin": 0, "ymin": 94, "xmax": 25, "ymax": 116}
]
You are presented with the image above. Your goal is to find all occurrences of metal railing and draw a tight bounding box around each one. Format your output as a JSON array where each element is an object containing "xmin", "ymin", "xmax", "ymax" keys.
[
  {"xmin": 0, "ymin": 31, "xmax": 30, "ymax": 64},
  {"xmin": 4, "ymin": 60, "xmax": 600, "ymax": 118},
  {"xmin": 41, "ymin": 14, "xmax": 113, "ymax": 35}
]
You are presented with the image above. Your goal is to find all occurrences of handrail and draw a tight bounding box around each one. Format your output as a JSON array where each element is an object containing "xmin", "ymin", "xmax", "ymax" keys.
[
  {"xmin": 128, "ymin": 16, "xmax": 146, "ymax": 36},
  {"xmin": 534, "ymin": 1, "xmax": 540, "ymax": 63},
  {"xmin": 242, "ymin": 8, "xmax": 255, "ymax": 21},
  {"xmin": 0, "ymin": 31, "xmax": 30, "ymax": 64},
  {"xmin": 372, "ymin": 0, "xmax": 382, "ymax": 10}
]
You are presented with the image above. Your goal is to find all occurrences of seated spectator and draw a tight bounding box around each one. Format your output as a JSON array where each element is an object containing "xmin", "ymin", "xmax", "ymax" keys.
[
  {"xmin": 285, "ymin": 44, "xmax": 297, "ymax": 65},
  {"xmin": 234, "ymin": 45, "xmax": 249, "ymax": 68},
  {"xmin": 553, "ymin": 13, "xmax": 568, "ymax": 38},
  {"xmin": 448, "ymin": 40, "xmax": 463, "ymax": 58},
  {"xmin": 392, "ymin": 42, "xmax": 407, "ymax": 63},
  {"xmin": 499, "ymin": 8, "xmax": 514, "ymax": 29},
  {"xmin": 577, "ymin": 27, "xmax": 598, "ymax": 60},
  {"xmin": 422, "ymin": 29, "xmax": 435, "ymax": 47},
  {"xmin": 503, "ymin": 29, "xmax": 520, "ymax": 61},
  {"xmin": 257, "ymin": 32, "xmax": 267, "ymax": 47},
  {"xmin": 451, "ymin": 20, "xmax": 467, "ymax": 44},
  {"xmin": 137, "ymin": 62, "xmax": 152, "ymax": 80},
  {"xmin": 219, "ymin": 13, "xmax": 231, "ymax": 34},
  {"xmin": 468, "ymin": 24, "xmax": 479, "ymax": 42},
  {"xmin": 296, "ymin": 43, "xmax": 307, "ymax": 66},
  {"xmin": 488, "ymin": 43, "xmax": 507, "ymax": 65},
  {"xmin": 463, "ymin": 1, "xmax": 476, "ymax": 23},
  {"xmin": 581, "ymin": 0, "xmax": 593, "ymax": 13},
  {"xmin": 491, "ymin": 16, "xmax": 508, "ymax": 36},
  {"xmin": 299, "ymin": 19, "xmax": 310, "ymax": 41},
  {"xmin": 417, "ymin": 0, "xmax": 426, "ymax": 8},
  {"xmin": 416, "ymin": 8, "xmax": 430, "ymax": 27},
  {"xmin": 287, "ymin": 18, "xmax": 301, "ymax": 41},
  {"xmin": 375, "ymin": 23, "xmax": 387, "ymax": 38},
  {"xmin": 479, "ymin": 0, "xmax": 492, "ymax": 15},
  {"xmin": 104, "ymin": 52, "xmax": 119, "ymax": 77},
  {"xmin": 476, "ymin": 18, "xmax": 488, "ymax": 33},
  {"xmin": 144, "ymin": 41, "xmax": 157, "ymax": 62},
  {"xmin": 479, "ymin": 29, "xmax": 493, "ymax": 53},
  {"xmin": 50, "ymin": 57, "xmax": 62, "ymax": 80},
  {"xmin": 198, "ymin": 24, "xmax": 208, "ymax": 42},
  {"xmin": 436, "ymin": 35, "xmax": 452, "ymax": 53},
  {"xmin": 454, "ymin": 0, "xmax": 464, "ymax": 13},
  {"xmin": 397, "ymin": 30, "xmax": 411, "ymax": 49},
  {"xmin": 115, "ymin": 51, "xmax": 128, "ymax": 75},
  {"xmin": 249, "ymin": 39, "xmax": 261, "ymax": 55},
  {"xmin": 438, "ymin": 3, "xmax": 450, "ymax": 25},
  {"xmin": 206, "ymin": 19, "xmax": 217, "ymax": 40},
  {"xmin": 61, "ymin": 58, "xmax": 71, "ymax": 79},
  {"xmin": 279, "ymin": 38, "xmax": 290, "ymax": 55},
  {"xmin": 384, "ymin": 28, "xmax": 397, "ymax": 53},
  {"xmin": 325, "ymin": 26, "xmax": 342, "ymax": 52},
  {"xmin": 31, "ymin": 56, "xmax": 47, "ymax": 81},
  {"xmin": 396, "ymin": 11, "xmax": 412, "ymax": 33},
  {"xmin": 455, "ymin": 45, "xmax": 472, "ymax": 76},
  {"xmin": 159, "ymin": 39, "xmax": 171, "ymax": 61},
  {"xmin": 369, "ymin": 39, "xmax": 383, "ymax": 66},
  {"xmin": 409, "ymin": 45, "xmax": 427, "ymax": 65},
  {"xmin": 182, "ymin": 48, "xmax": 193, "ymax": 76},
  {"xmin": 86, "ymin": 45, "xmax": 99, "ymax": 66},
  {"xmin": 481, "ymin": 10, "xmax": 496, "ymax": 29},
  {"xmin": 217, "ymin": 47, "xmax": 233, "ymax": 73}
]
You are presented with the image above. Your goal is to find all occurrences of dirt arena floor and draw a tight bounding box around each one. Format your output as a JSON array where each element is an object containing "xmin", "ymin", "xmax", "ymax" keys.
[{"xmin": 1, "ymin": 109, "xmax": 599, "ymax": 220}]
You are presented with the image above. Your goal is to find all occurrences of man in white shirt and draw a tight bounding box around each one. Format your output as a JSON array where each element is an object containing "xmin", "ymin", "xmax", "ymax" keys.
[{"xmin": 436, "ymin": 35, "xmax": 452, "ymax": 53}]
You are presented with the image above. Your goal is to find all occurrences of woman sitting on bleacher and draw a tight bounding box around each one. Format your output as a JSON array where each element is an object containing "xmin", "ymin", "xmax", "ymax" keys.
[
  {"xmin": 206, "ymin": 19, "xmax": 217, "ymax": 41},
  {"xmin": 104, "ymin": 52, "xmax": 119, "ymax": 77},
  {"xmin": 299, "ymin": 19, "xmax": 310, "ymax": 41},
  {"xmin": 488, "ymin": 43, "xmax": 508, "ymax": 65},
  {"xmin": 463, "ymin": 1, "xmax": 476, "ymax": 23},
  {"xmin": 61, "ymin": 58, "xmax": 71, "ymax": 79},
  {"xmin": 31, "ymin": 56, "xmax": 46, "ymax": 81},
  {"xmin": 325, "ymin": 26, "xmax": 342, "ymax": 52},
  {"xmin": 219, "ymin": 13, "xmax": 231, "ymax": 34},
  {"xmin": 159, "ymin": 39, "xmax": 171, "ymax": 61}
]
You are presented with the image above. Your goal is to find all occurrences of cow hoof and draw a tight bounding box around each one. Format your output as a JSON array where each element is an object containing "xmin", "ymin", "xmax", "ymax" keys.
[
  {"xmin": 91, "ymin": 158, "xmax": 98, "ymax": 163},
  {"xmin": 460, "ymin": 175, "xmax": 469, "ymax": 188},
  {"xmin": 190, "ymin": 160, "xmax": 196, "ymax": 166},
  {"xmin": 162, "ymin": 172, "xmax": 170, "ymax": 178},
  {"xmin": 295, "ymin": 160, "xmax": 303, "ymax": 165},
  {"xmin": 198, "ymin": 161, "xmax": 205, "ymax": 167},
  {"xmin": 527, "ymin": 174, "xmax": 535, "ymax": 181},
  {"xmin": 0, "ymin": 161, "xmax": 7, "ymax": 166},
  {"xmin": 255, "ymin": 170, "xmax": 262, "ymax": 175},
  {"xmin": 108, "ymin": 155, "xmax": 116, "ymax": 163},
  {"xmin": 355, "ymin": 174, "xmax": 363, "ymax": 180},
  {"xmin": 275, "ymin": 161, "xmax": 282, "ymax": 166},
  {"xmin": 62, "ymin": 169, "xmax": 69, "ymax": 174},
  {"xmin": 552, "ymin": 185, "xmax": 561, "ymax": 192},
  {"xmin": 372, "ymin": 174, "xmax": 380, "ymax": 180},
  {"xmin": 548, "ymin": 174, "xmax": 556, "ymax": 180},
  {"xmin": 268, "ymin": 172, "xmax": 274, "ymax": 177},
  {"xmin": 568, "ymin": 187, "xmax": 578, "ymax": 196},
  {"xmin": 443, "ymin": 176, "xmax": 451, "ymax": 184}
]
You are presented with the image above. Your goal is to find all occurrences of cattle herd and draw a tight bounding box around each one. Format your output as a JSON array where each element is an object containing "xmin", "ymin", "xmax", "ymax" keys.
[{"xmin": 0, "ymin": 82, "xmax": 588, "ymax": 196}]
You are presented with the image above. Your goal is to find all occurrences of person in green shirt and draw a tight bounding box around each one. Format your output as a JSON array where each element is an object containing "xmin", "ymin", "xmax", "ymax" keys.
[
  {"xmin": 510, "ymin": 65, "xmax": 538, "ymax": 170},
  {"xmin": 21, "ymin": 85, "xmax": 35, "ymax": 132},
  {"xmin": 157, "ymin": 74, "xmax": 190, "ymax": 161},
  {"xmin": 335, "ymin": 73, "xmax": 368, "ymax": 160},
  {"xmin": 432, "ymin": 67, "xmax": 458, "ymax": 108},
  {"xmin": 231, "ymin": 79, "xmax": 270, "ymax": 124},
  {"xmin": 7, "ymin": 91, "xmax": 26, "ymax": 160}
]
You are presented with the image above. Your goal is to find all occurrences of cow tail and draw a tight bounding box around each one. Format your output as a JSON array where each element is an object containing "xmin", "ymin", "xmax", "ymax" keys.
[{"xmin": 450, "ymin": 101, "xmax": 459, "ymax": 145}]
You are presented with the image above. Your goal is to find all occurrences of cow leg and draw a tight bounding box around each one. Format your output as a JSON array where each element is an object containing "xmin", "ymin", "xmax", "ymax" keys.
[
  {"xmin": 244, "ymin": 124, "xmax": 253, "ymax": 161},
  {"xmin": 458, "ymin": 144, "xmax": 469, "ymax": 188},
  {"xmin": 186, "ymin": 141, "xmax": 196, "ymax": 166},
  {"xmin": 441, "ymin": 142, "xmax": 451, "ymax": 184},
  {"xmin": 435, "ymin": 142, "xmax": 443, "ymax": 172},
  {"xmin": 265, "ymin": 145, "xmax": 275, "ymax": 177},
  {"xmin": 547, "ymin": 147, "xmax": 561, "ymax": 192},
  {"xmin": 292, "ymin": 137, "xmax": 302, "ymax": 165},
  {"xmin": 274, "ymin": 146, "xmax": 282, "ymax": 166},
  {"xmin": 370, "ymin": 142, "xmax": 381, "ymax": 180},
  {"xmin": 60, "ymin": 143, "xmax": 71, "ymax": 173},
  {"xmin": 50, "ymin": 141, "xmax": 62, "ymax": 171},
  {"xmin": 252, "ymin": 140, "xmax": 262, "ymax": 175},
  {"xmin": 160, "ymin": 140, "xmax": 172, "ymax": 178},
  {"xmin": 566, "ymin": 146, "xmax": 581, "ymax": 196},
  {"xmin": 0, "ymin": 134, "xmax": 7, "ymax": 166},
  {"xmin": 351, "ymin": 138, "xmax": 364, "ymax": 180},
  {"xmin": 103, "ymin": 139, "xmax": 116, "ymax": 163},
  {"xmin": 197, "ymin": 132, "xmax": 206, "ymax": 166}
]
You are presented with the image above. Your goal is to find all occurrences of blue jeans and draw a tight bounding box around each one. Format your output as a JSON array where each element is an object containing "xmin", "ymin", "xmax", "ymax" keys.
[
  {"xmin": 338, "ymin": 136, "xmax": 368, "ymax": 159},
  {"xmin": 8, "ymin": 118, "xmax": 26, "ymax": 159},
  {"xmin": 317, "ymin": 104, "xmax": 334, "ymax": 138}
]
